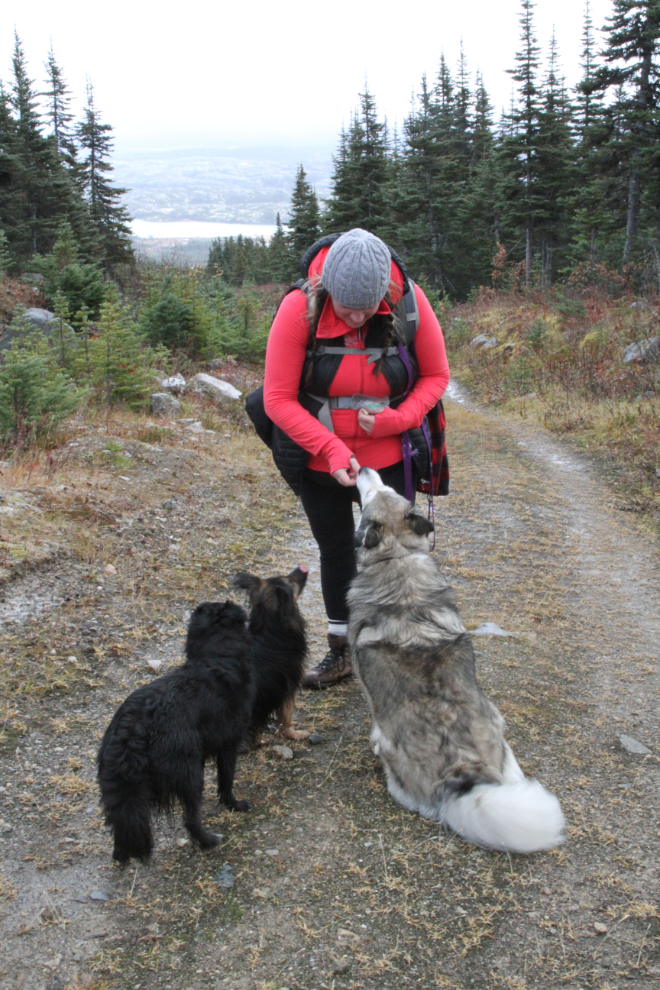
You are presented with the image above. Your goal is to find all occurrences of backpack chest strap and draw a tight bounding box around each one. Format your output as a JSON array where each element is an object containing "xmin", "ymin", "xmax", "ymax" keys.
[
  {"xmin": 306, "ymin": 345, "xmax": 399, "ymax": 364},
  {"xmin": 305, "ymin": 393, "xmax": 391, "ymax": 432}
]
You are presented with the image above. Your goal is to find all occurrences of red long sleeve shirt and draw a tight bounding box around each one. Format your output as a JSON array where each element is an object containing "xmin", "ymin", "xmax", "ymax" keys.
[{"xmin": 263, "ymin": 266, "xmax": 450, "ymax": 476}]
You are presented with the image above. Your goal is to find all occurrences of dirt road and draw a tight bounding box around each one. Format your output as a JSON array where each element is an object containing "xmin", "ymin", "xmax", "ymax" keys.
[{"xmin": 0, "ymin": 393, "xmax": 658, "ymax": 990}]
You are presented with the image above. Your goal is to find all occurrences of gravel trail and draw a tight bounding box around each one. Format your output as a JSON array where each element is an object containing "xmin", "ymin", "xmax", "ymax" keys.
[{"xmin": 0, "ymin": 396, "xmax": 658, "ymax": 990}]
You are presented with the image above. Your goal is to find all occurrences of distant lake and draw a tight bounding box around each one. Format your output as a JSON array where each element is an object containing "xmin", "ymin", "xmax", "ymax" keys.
[{"xmin": 131, "ymin": 220, "xmax": 277, "ymax": 240}]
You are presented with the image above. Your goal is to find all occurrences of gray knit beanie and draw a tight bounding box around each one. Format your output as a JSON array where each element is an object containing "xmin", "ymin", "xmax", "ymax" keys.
[{"xmin": 321, "ymin": 229, "xmax": 391, "ymax": 309}]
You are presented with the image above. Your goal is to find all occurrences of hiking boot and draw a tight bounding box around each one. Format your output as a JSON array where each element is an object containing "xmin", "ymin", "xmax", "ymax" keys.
[{"xmin": 302, "ymin": 634, "xmax": 353, "ymax": 690}]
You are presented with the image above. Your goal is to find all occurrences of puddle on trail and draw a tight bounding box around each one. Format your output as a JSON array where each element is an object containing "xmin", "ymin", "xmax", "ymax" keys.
[
  {"xmin": 445, "ymin": 378, "xmax": 470, "ymax": 405},
  {"xmin": 0, "ymin": 575, "xmax": 67, "ymax": 629}
]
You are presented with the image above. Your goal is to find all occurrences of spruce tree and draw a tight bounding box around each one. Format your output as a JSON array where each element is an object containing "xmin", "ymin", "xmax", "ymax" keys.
[
  {"xmin": 1, "ymin": 36, "xmax": 92, "ymax": 266},
  {"xmin": 285, "ymin": 165, "xmax": 321, "ymax": 260},
  {"xmin": 269, "ymin": 213, "xmax": 294, "ymax": 282},
  {"xmin": 9, "ymin": 33, "xmax": 65, "ymax": 257},
  {"xmin": 88, "ymin": 289, "xmax": 162, "ymax": 406},
  {"xmin": 534, "ymin": 32, "xmax": 576, "ymax": 283},
  {"xmin": 322, "ymin": 124, "xmax": 357, "ymax": 232},
  {"xmin": 76, "ymin": 81, "xmax": 134, "ymax": 269},
  {"xmin": 497, "ymin": 0, "xmax": 544, "ymax": 283},
  {"xmin": 42, "ymin": 46, "xmax": 76, "ymax": 165},
  {"xmin": 0, "ymin": 229, "xmax": 11, "ymax": 277},
  {"xmin": 323, "ymin": 87, "xmax": 389, "ymax": 233},
  {"xmin": 590, "ymin": 0, "xmax": 660, "ymax": 261},
  {"xmin": 386, "ymin": 74, "xmax": 447, "ymax": 290},
  {"xmin": 33, "ymin": 224, "xmax": 106, "ymax": 316},
  {"xmin": 576, "ymin": 0, "xmax": 604, "ymax": 134},
  {"xmin": 383, "ymin": 56, "xmax": 498, "ymax": 298},
  {"xmin": 356, "ymin": 87, "xmax": 389, "ymax": 229},
  {"xmin": 0, "ymin": 327, "xmax": 85, "ymax": 447},
  {"xmin": 0, "ymin": 83, "xmax": 21, "ymax": 265},
  {"xmin": 571, "ymin": 1, "xmax": 610, "ymax": 266},
  {"xmin": 462, "ymin": 73, "xmax": 500, "ymax": 287}
]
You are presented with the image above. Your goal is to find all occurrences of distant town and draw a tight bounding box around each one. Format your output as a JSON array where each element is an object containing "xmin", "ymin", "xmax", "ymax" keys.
[{"xmin": 113, "ymin": 145, "xmax": 333, "ymax": 226}]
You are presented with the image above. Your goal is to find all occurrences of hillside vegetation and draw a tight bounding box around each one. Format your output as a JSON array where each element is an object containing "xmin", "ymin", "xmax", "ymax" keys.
[{"xmin": 446, "ymin": 285, "xmax": 660, "ymax": 524}]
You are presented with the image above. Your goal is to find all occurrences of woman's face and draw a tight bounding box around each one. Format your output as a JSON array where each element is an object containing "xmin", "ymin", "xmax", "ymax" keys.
[{"xmin": 331, "ymin": 298, "xmax": 380, "ymax": 329}]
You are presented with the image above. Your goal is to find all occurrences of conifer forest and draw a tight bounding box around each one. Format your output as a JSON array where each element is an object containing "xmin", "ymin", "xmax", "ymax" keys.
[{"xmin": 212, "ymin": 0, "xmax": 660, "ymax": 296}]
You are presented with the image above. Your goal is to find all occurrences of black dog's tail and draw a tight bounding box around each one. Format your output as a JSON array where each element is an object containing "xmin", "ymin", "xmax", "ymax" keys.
[
  {"xmin": 103, "ymin": 786, "xmax": 153, "ymax": 863},
  {"xmin": 98, "ymin": 702, "xmax": 157, "ymax": 863}
]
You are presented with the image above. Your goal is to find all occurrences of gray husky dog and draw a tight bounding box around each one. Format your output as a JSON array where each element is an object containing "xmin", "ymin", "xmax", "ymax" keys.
[{"xmin": 347, "ymin": 467, "xmax": 565, "ymax": 854}]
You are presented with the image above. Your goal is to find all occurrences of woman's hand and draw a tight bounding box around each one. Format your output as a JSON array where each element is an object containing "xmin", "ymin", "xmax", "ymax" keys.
[
  {"xmin": 357, "ymin": 409, "xmax": 376, "ymax": 435},
  {"xmin": 332, "ymin": 456, "xmax": 360, "ymax": 487}
]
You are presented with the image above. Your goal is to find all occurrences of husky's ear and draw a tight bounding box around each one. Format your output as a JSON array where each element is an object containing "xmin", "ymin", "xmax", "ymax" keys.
[
  {"xmin": 364, "ymin": 521, "xmax": 383, "ymax": 549},
  {"xmin": 233, "ymin": 572, "xmax": 261, "ymax": 593},
  {"xmin": 406, "ymin": 511, "xmax": 434, "ymax": 537}
]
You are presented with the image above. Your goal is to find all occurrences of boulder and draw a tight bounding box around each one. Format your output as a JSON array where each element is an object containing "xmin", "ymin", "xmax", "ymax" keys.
[
  {"xmin": 158, "ymin": 373, "xmax": 186, "ymax": 393},
  {"xmin": 0, "ymin": 308, "xmax": 77, "ymax": 353},
  {"xmin": 16, "ymin": 307, "xmax": 54, "ymax": 330},
  {"xmin": 623, "ymin": 337, "xmax": 659, "ymax": 364},
  {"xmin": 190, "ymin": 373, "xmax": 242, "ymax": 405},
  {"xmin": 151, "ymin": 392, "xmax": 182, "ymax": 418},
  {"xmin": 469, "ymin": 334, "xmax": 498, "ymax": 350}
]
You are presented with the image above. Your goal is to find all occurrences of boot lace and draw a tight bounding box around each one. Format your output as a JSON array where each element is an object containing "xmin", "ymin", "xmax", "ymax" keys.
[{"xmin": 314, "ymin": 645, "xmax": 347, "ymax": 674}]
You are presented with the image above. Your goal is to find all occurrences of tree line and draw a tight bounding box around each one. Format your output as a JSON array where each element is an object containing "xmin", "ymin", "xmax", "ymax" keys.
[{"xmin": 213, "ymin": 0, "xmax": 660, "ymax": 299}]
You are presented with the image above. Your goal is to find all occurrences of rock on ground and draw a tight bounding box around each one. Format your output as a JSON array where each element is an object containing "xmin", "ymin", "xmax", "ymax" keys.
[
  {"xmin": 469, "ymin": 334, "xmax": 498, "ymax": 350},
  {"xmin": 151, "ymin": 392, "xmax": 182, "ymax": 418},
  {"xmin": 623, "ymin": 337, "xmax": 659, "ymax": 364},
  {"xmin": 189, "ymin": 373, "xmax": 242, "ymax": 404},
  {"xmin": 158, "ymin": 373, "xmax": 186, "ymax": 392},
  {"xmin": 0, "ymin": 307, "xmax": 77, "ymax": 352}
]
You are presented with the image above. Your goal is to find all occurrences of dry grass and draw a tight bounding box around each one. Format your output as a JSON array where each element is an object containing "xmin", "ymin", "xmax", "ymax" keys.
[
  {"xmin": 0, "ymin": 275, "xmax": 43, "ymax": 326},
  {"xmin": 446, "ymin": 288, "xmax": 660, "ymax": 524}
]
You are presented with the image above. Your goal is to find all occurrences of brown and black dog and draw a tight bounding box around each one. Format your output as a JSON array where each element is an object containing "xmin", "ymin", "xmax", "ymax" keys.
[{"xmin": 234, "ymin": 565, "xmax": 309, "ymax": 742}]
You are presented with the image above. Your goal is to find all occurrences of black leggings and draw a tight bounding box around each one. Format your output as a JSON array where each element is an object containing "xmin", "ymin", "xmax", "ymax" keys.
[{"xmin": 299, "ymin": 461, "xmax": 414, "ymax": 622}]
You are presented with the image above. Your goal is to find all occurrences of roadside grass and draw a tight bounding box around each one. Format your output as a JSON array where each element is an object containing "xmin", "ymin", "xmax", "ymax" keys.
[
  {"xmin": 446, "ymin": 288, "xmax": 660, "ymax": 524},
  {"xmin": 0, "ymin": 386, "xmax": 300, "ymax": 758}
]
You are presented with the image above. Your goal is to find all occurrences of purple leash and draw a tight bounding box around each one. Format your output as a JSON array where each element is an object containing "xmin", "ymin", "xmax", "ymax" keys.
[
  {"xmin": 396, "ymin": 343, "xmax": 415, "ymax": 502},
  {"xmin": 397, "ymin": 343, "xmax": 436, "ymax": 550}
]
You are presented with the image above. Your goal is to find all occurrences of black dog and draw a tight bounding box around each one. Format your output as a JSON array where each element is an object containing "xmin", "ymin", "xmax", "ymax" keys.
[
  {"xmin": 97, "ymin": 567, "xmax": 308, "ymax": 863},
  {"xmin": 97, "ymin": 601, "xmax": 252, "ymax": 863}
]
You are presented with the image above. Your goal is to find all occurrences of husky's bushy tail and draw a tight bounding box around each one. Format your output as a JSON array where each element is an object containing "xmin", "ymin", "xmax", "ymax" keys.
[{"xmin": 441, "ymin": 778, "xmax": 565, "ymax": 854}]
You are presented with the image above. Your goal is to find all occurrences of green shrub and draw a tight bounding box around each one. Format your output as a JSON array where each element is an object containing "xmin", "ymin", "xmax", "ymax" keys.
[
  {"xmin": 0, "ymin": 230, "xmax": 10, "ymax": 278},
  {"xmin": 86, "ymin": 291, "xmax": 168, "ymax": 407},
  {"xmin": 215, "ymin": 285, "xmax": 271, "ymax": 360},
  {"xmin": 141, "ymin": 292, "xmax": 196, "ymax": 350},
  {"xmin": 32, "ymin": 226, "xmax": 106, "ymax": 317},
  {"xmin": 0, "ymin": 330, "xmax": 86, "ymax": 448},
  {"xmin": 139, "ymin": 271, "xmax": 221, "ymax": 358},
  {"xmin": 525, "ymin": 319, "xmax": 548, "ymax": 351}
]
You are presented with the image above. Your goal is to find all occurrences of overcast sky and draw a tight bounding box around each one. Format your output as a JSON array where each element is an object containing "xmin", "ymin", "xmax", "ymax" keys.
[{"xmin": 1, "ymin": 0, "xmax": 614, "ymax": 152}]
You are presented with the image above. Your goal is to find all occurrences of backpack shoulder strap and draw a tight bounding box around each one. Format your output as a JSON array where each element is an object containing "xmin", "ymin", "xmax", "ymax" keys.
[
  {"xmin": 398, "ymin": 279, "xmax": 419, "ymax": 345},
  {"xmin": 299, "ymin": 235, "xmax": 343, "ymax": 278}
]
